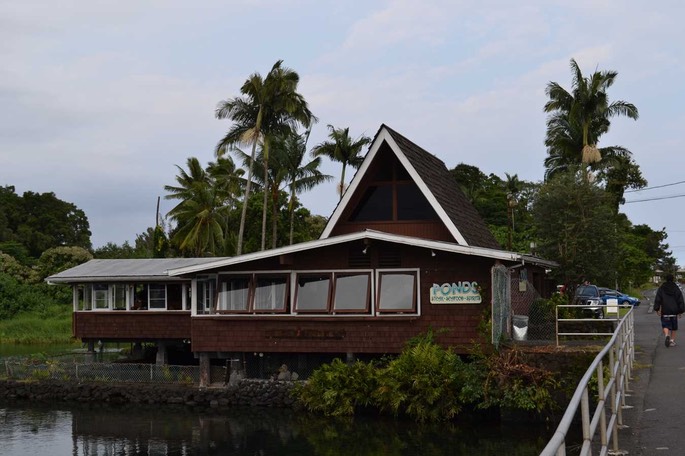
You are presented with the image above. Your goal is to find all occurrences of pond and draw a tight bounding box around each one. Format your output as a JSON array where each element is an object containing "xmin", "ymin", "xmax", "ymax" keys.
[{"xmin": 1, "ymin": 402, "xmax": 557, "ymax": 456}]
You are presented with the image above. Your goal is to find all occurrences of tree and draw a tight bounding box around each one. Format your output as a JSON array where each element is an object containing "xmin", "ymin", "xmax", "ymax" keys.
[
  {"xmin": 164, "ymin": 157, "xmax": 226, "ymax": 257},
  {"xmin": 312, "ymin": 125, "xmax": 371, "ymax": 199},
  {"xmin": 543, "ymin": 59, "xmax": 639, "ymax": 181},
  {"xmin": 276, "ymin": 131, "xmax": 332, "ymax": 244},
  {"xmin": 215, "ymin": 60, "xmax": 316, "ymax": 254},
  {"xmin": 532, "ymin": 168, "xmax": 619, "ymax": 287}
]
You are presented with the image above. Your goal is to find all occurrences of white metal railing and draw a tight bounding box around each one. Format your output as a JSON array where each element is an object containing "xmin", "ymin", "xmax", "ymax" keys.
[{"xmin": 540, "ymin": 306, "xmax": 635, "ymax": 455}]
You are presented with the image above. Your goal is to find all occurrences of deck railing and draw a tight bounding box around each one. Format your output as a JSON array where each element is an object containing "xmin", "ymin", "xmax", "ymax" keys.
[{"xmin": 540, "ymin": 306, "xmax": 635, "ymax": 455}]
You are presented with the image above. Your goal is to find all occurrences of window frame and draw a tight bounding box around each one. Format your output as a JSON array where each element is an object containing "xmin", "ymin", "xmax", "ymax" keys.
[
  {"xmin": 331, "ymin": 271, "xmax": 372, "ymax": 314},
  {"xmin": 376, "ymin": 269, "xmax": 419, "ymax": 314},
  {"xmin": 294, "ymin": 272, "xmax": 333, "ymax": 314}
]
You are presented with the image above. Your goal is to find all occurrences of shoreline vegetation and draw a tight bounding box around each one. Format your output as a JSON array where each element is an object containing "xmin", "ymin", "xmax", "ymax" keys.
[{"xmin": 0, "ymin": 306, "xmax": 75, "ymax": 345}]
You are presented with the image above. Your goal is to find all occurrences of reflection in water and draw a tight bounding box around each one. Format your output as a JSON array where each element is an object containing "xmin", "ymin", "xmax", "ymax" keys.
[{"xmin": 0, "ymin": 403, "xmax": 553, "ymax": 455}]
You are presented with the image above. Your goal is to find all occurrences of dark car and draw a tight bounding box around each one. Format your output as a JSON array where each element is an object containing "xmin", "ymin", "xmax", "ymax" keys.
[
  {"xmin": 598, "ymin": 287, "xmax": 640, "ymax": 306},
  {"xmin": 572, "ymin": 284, "xmax": 604, "ymax": 318}
]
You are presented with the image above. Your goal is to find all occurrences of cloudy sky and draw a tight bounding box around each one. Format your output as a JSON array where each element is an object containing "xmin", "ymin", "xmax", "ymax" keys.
[{"xmin": 3, "ymin": 0, "xmax": 685, "ymax": 263}]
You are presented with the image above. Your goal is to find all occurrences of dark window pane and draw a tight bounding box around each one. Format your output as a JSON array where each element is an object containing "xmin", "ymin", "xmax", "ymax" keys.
[
  {"xmin": 395, "ymin": 164, "xmax": 411, "ymax": 181},
  {"xmin": 296, "ymin": 275, "xmax": 330, "ymax": 311},
  {"xmin": 334, "ymin": 274, "xmax": 370, "ymax": 311},
  {"xmin": 397, "ymin": 183, "xmax": 438, "ymax": 220},
  {"xmin": 350, "ymin": 185, "xmax": 393, "ymax": 221},
  {"xmin": 167, "ymin": 284, "xmax": 183, "ymax": 310},
  {"xmin": 149, "ymin": 284, "xmax": 166, "ymax": 309},
  {"xmin": 378, "ymin": 272, "xmax": 416, "ymax": 311}
]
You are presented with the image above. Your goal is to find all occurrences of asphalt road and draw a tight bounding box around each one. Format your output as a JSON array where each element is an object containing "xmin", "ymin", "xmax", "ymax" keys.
[{"xmin": 619, "ymin": 288, "xmax": 685, "ymax": 455}]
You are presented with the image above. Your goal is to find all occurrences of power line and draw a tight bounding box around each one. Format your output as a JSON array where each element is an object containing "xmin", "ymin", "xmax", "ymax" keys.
[
  {"xmin": 624, "ymin": 193, "xmax": 685, "ymax": 204},
  {"xmin": 625, "ymin": 180, "xmax": 685, "ymax": 193}
]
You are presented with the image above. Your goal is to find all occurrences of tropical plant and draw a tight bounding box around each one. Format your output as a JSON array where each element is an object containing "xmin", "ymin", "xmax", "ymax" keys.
[
  {"xmin": 276, "ymin": 130, "xmax": 332, "ymax": 244},
  {"xmin": 215, "ymin": 60, "xmax": 316, "ymax": 254},
  {"xmin": 164, "ymin": 157, "xmax": 226, "ymax": 256},
  {"xmin": 311, "ymin": 125, "xmax": 371, "ymax": 199},
  {"xmin": 543, "ymin": 58, "xmax": 639, "ymax": 182}
]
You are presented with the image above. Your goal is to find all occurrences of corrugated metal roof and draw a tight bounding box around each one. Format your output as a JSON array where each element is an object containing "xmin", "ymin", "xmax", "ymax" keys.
[{"xmin": 46, "ymin": 258, "xmax": 230, "ymax": 283}]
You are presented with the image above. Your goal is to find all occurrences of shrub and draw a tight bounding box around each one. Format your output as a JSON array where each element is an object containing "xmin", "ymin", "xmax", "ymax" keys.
[{"xmin": 296, "ymin": 358, "xmax": 379, "ymax": 416}]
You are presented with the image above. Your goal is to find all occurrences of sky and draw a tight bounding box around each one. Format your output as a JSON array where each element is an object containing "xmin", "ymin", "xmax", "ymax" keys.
[{"xmin": 2, "ymin": 0, "xmax": 685, "ymax": 264}]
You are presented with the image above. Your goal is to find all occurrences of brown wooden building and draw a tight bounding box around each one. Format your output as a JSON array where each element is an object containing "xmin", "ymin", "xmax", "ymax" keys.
[{"xmin": 48, "ymin": 125, "xmax": 555, "ymax": 383}]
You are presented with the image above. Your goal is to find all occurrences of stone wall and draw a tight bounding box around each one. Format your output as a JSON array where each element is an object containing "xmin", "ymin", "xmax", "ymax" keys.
[{"xmin": 0, "ymin": 379, "xmax": 302, "ymax": 409}]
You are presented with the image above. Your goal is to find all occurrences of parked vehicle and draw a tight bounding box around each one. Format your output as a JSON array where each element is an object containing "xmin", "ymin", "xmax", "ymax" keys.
[
  {"xmin": 598, "ymin": 287, "xmax": 640, "ymax": 306},
  {"xmin": 572, "ymin": 284, "xmax": 604, "ymax": 318}
]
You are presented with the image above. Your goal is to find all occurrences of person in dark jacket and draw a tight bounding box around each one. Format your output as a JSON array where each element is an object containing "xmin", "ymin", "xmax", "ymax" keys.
[{"xmin": 654, "ymin": 274, "xmax": 685, "ymax": 347}]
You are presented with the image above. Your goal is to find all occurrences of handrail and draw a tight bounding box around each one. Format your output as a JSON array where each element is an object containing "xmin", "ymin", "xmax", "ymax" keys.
[{"xmin": 540, "ymin": 306, "xmax": 635, "ymax": 456}]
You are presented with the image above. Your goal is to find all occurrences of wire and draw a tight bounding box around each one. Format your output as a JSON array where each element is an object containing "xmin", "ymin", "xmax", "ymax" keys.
[
  {"xmin": 624, "ymin": 193, "xmax": 685, "ymax": 204},
  {"xmin": 625, "ymin": 180, "xmax": 685, "ymax": 193}
]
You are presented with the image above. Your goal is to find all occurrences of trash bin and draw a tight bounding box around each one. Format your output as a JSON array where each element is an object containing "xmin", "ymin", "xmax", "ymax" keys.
[{"xmin": 513, "ymin": 315, "xmax": 529, "ymax": 341}]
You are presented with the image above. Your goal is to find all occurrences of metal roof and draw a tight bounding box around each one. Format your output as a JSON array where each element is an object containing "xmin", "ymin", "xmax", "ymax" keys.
[
  {"xmin": 46, "ymin": 257, "xmax": 230, "ymax": 283},
  {"xmin": 167, "ymin": 229, "xmax": 557, "ymax": 276}
]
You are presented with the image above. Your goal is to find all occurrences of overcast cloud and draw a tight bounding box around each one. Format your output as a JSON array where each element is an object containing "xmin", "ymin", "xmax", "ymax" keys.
[{"xmin": 2, "ymin": 0, "xmax": 685, "ymax": 263}]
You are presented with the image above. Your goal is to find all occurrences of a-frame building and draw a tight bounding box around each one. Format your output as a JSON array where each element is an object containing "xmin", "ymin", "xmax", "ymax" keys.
[{"xmin": 49, "ymin": 125, "xmax": 555, "ymax": 382}]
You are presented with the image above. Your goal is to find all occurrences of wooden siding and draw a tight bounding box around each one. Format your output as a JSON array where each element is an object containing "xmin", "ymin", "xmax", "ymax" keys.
[
  {"xmin": 73, "ymin": 312, "xmax": 191, "ymax": 341},
  {"xmin": 192, "ymin": 246, "xmax": 500, "ymax": 355},
  {"xmin": 329, "ymin": 220, "xmax": 454, "ymax": 242}
]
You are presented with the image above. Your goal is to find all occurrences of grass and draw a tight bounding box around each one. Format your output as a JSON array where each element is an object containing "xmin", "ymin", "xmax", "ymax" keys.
[{"xmin": 0, "ymin": 305, "xmax": 76, "ymax": 345}]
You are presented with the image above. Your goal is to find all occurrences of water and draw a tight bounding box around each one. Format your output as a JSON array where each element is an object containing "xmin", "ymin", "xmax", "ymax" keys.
[{"xmin": 0, "ymin": 402, "xmax": 554, "ymax": 455}]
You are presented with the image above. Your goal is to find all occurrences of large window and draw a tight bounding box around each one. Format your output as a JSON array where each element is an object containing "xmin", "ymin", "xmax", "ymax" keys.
[
  {"xmin": 77, "ymin": 283, "xmax": 186, "ymax": 311},
  {"xmin": 377, "ymin": 271, "xmax": 417, "ymax": 313},
  {"xmin": 113, "ymin": 284, "xmax": 127, "ymax": 310},
  {"xmin": 254, "ymin": 276, "xmax": 288, "ymax": 312},
  {"xmin": 295, "ymin": 274, "xmax": 332, "ymax": 312},
  {"xmin": 333, "ymin": 273, "xmax": 371, "ymax": 313},
  {"xmin": 219, "ymin": 276, "xmax": 251, "ymax": 312}
]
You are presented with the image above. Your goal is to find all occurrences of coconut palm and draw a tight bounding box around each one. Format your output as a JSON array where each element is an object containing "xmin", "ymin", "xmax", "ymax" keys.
[
  {"xmin": 311, "ymin": 125, "xmax": 371, "ymax": 199},
  {"xmin": 275, "ymin": 130, "xmax": 332, "ymax": 244},
  {"xmin": 544, "ymin": 58, "xmax": 638, "ymax": 175},
  {"xmin": 164, "ymin": 157, "xmax": 226, "ymax": 257},
  {"xmin": 215, "ymin": 60, "xmax": 316, "ymax": 254}
]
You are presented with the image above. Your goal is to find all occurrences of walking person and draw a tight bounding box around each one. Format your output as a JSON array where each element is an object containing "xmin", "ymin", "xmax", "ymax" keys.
[{"xmin": 654, "ymin": 273, "xmax": 685, "ymax": 347}]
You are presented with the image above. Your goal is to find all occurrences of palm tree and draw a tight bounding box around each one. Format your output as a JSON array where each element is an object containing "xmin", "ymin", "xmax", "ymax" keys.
[
  {"xmin": 215, "ymin": 60, "xmax": 316, "ymax": 254},
  {"xmin": 164, "ymin": 157, "xmax": 225, "ymax": 257},
  {"xmin": 276, "ymin": 130, "xmax": 332, "ymax": 244},
  {"xmin": 311, "ymin": 125, "xmax": 371, "ymax": 199},
  {"xmin": 207, "ymin": 156, "xmax": 246, "ymax": 254},
  {"xmin": 544, "ymin": 58, "xmax": 638, "ymax": 176}
]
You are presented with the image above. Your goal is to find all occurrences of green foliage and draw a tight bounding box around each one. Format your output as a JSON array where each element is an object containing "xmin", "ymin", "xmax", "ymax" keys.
[
  {"xmin": 479, "ymin": 349, "xmax": 558, "ymax": 413},
  {"xmin": 0, "ymin": 252, "xmax": 33, "ymax": 282},
  {"xmin": 0, "ymin": 303, "xmax": 74, "ymax": 343},
  {"xmin": 297, "ymin": 333, "xmax": 564, "ymax": 422},
  {"xmin": 33, "ymin": 246, "xmax": 93, "ymax": 282},
  {"xmin": 0, "ymin": 185, "xmax": 92, "ymax": 259},
  {"xmin": 296, "ymin": 358, "xmax": 379, "ymax": 416},
  {"xmin": 373, "ymin": 339, "xmax": 475, "ymax": 422},
  {"xmin": 532, "ymin": 169, "xmax": 619, "ymax": 286}
]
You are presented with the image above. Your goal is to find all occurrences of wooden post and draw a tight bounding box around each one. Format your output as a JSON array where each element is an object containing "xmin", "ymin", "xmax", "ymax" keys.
[{"xmin": 199, "ymin": 353, "xmax": 210, "ymax": 387}]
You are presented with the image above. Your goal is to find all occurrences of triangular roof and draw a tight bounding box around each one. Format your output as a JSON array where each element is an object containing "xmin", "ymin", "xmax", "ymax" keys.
[
  {"xmin": 167, "ymin": 229, "xmax": 555, "ymax": 276},
  {"xmin": 320, "ymin": 124, "xmax": 500, "ymax": 249}
]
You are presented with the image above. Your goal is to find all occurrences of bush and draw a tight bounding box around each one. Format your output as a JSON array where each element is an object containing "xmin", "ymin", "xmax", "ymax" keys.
[{"xmin": 296, "ymin": 358, "xmax": 380, "ymax": 416}]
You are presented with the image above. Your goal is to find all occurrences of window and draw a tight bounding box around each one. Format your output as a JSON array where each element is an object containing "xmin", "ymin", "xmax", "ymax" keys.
[
  {"xmin": 133, "ymin": 284, "xmax": 148, "ymax": 310},
  {"xmin": 350, "ymin": 186, "xmax": 393, "ymax": 221},
  {"xmin": 295, "ymin": 274, "xmax": 331, "ymax": 312},
  {"xmin": 113, "ymin": 284, "xmax": 127, "ymax": 310},
  {"xmin": 93, "ymin": 284, "xmax": 109, "ymax": 310},
  {"xmin": 149, "ymin": 284, "xmax": 166, "ymax": 310},
  {"xmin": 377, "ymin": 271, "xmax": 417, "ymax": 312},
  {"xmin": 197, "ymin": 278, "xmax": 215, "ymax": 314},
  {"xmin": 333, "ymin": 273, "xmax": 371, "ymax": 312},
  {"xmin": 77, "ymin": 285, "xmax": 92, "ymax": 311},
  {"xmin": 254, "ymin": 276, "xmax": 288, "ymax": 312},
  {"xmin": 396, "ymin": 183, "xmax": 438, "ymax": 220},
  {"xmin": 219, "ymin": 276, "xmax": 251, "ymax": 312},
  {"xmin": 167, "ymin": 284, "xmax": 183, "ymax": 310}
]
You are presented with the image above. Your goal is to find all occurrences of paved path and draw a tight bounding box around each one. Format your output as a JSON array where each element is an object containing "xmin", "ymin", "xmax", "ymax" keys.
[{"xmin": 619, "ymin": 289, "xmax": 685, "ymax": 455}]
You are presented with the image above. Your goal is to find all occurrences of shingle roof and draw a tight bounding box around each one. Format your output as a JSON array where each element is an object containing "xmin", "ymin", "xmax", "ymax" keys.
[
  {"xmin": 383, "ymin": 125, "xmax": 501, "ymax": 249},
  {"xmin": 46, "ymin": 258, "xmax": 229, "ymax": 283}
]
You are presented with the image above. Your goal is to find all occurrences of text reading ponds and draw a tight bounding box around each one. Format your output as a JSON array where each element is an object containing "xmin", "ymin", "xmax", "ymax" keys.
[{"xmin": 430, "ymin": 281, "xmax": 482, "ymax": 304}]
